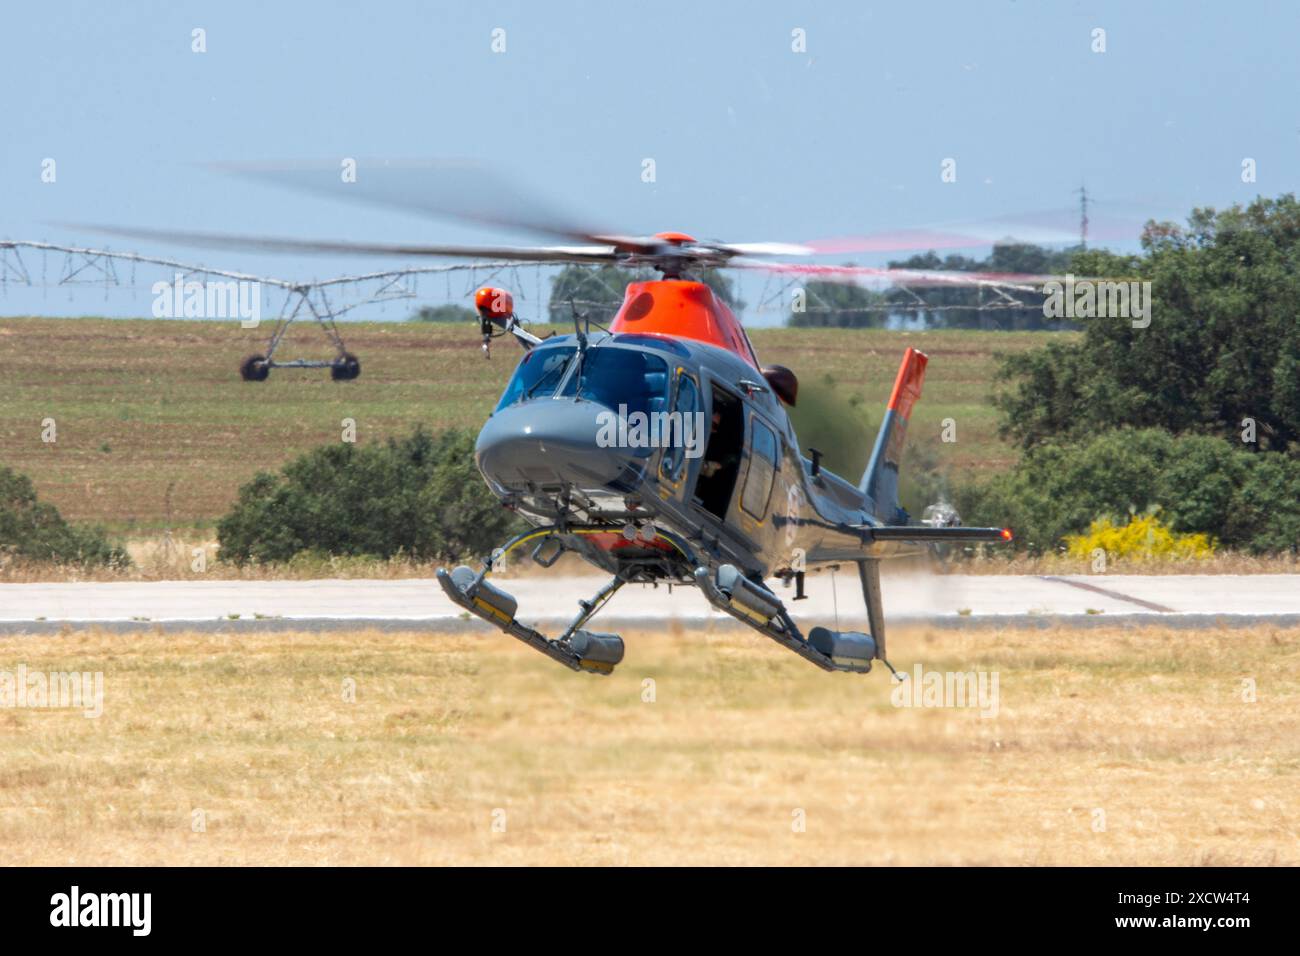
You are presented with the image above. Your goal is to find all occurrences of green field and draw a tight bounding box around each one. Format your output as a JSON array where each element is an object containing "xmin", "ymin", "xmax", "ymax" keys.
[{"xmin": 0, "ymin": 316, "xmax": 1057, "ymax": 530}]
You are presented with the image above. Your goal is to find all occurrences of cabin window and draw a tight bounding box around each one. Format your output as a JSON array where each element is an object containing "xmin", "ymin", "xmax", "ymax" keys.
[
  {"xmin": 741, "ymin": 417, "xmax": 778, "ymax": 520},
  {"xmin": 659, "ymin": 372, "xmax": 700, "ymax": 483}
]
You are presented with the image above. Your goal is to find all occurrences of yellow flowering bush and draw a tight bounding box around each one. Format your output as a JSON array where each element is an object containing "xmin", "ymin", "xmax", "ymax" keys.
[{"xmin": 1064, "ymin": 514, "xmax": 1216, "ymax": 561}]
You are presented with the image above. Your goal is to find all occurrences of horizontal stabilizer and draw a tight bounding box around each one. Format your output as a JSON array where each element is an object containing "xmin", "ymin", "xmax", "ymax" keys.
[{"xmin": 867, "ymin": 526, "xmax": 1013, "ymax": 543}]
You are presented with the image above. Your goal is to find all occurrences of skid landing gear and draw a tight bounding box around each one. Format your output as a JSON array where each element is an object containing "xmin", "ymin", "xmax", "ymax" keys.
[
  {"xmin": 436, "ymin": 565, "xmax": 627, "ymax": 675},
  {"xmin": 696, "ymin": 563, "xmax": 888, "ymax": 674}
]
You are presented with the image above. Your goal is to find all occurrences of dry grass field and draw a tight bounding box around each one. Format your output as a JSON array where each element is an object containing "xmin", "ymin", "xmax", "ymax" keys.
[
  {"xmin": 1, "ymin": 622, "xmax": 1295, "ymax": 866},
  {"xmin": 0, "ymin": 317, "xmax": 1047, "ymax": 531}
]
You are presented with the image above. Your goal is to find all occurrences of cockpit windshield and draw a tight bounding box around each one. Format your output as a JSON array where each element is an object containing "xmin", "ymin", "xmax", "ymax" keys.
[
  {"xmin": 559, "ymin": 347, "xmax": 669, "ymax": 417},
  {"xmin": 494, "ymin": 345, "xmax": 577, "ymax": 412},
  {"xmin": 495, "ymin": 344, "xmax": 670, "ymax": 418}
]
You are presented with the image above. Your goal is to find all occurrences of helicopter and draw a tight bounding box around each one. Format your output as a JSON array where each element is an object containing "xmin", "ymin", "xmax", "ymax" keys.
[
  {"xmin": 441, "ymin": 260, "xmax": 1014, "ymax": 677},
  {"xmin": 84, "ymin": 161, "xmax": 1041, "ymax": 677}
]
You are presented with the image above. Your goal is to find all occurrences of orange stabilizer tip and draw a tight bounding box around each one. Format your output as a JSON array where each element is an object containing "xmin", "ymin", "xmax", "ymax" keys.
[
  {"xmin": 1000, "ymin": 528, "xmax": 1014, "ymax": 541},
  {"xmin": 475, "ymin": 286, "xmax": 514, "ymax": 317},
  {"xmin": 887, "ymin": 347, "xmax": 928, "ymax": 419}
]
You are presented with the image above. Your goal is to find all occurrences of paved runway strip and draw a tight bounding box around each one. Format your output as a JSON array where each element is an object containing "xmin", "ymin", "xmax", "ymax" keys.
[{"xmin": 1, "ymin": 573, "xmax": 1296, "ymax": 632}]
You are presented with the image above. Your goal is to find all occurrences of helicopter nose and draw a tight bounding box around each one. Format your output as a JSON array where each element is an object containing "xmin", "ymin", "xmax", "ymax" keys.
[{"xmin": 476, "ymin": 401, "xmax": 640, "ymax": 491}]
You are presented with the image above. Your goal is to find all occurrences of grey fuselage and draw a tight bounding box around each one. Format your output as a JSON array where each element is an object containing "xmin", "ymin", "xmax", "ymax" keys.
[{"xmin": 474, "ymin": 332, "xmax": 920, "ymax": 583}]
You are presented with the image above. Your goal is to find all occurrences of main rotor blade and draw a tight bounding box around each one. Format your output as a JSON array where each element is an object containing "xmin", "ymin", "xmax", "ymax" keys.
[
  {"xmin": 66, "ymin": 223, "xmax": 623, "ymax": 264},
  {"xmin": 210, "ymin": 159, "xmax": 660, "ymax": 253},
  {"xmin": 731, "ymin": 259, "xmax": 1061, "ymax": 291},
  {"xmin": 711, "ymin": 241, "xmax": 815, "ymax": 257},
  {"xmin": 800, "ymin": 207, "xmax": 1152, "ymax": 256}
]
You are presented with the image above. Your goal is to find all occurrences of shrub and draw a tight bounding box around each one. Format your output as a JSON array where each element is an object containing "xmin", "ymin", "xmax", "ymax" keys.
[
  {"xmin": 954, "ymin": 428, "xmax": 1300, "ymax": 555},
  {"xmin": 216, "ymin": 427, "xmax": 524, "ymax": 565},
  {"xmin": 0, "ymin": 466, "xmax": 128, "ymax": 567},
  {"xmin": 1064, "ymin": 514, "xmax": 1215, "ymax": 562}
]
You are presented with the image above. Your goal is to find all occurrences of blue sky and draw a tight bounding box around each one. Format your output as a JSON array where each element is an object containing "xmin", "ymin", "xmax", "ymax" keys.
[{"xmin": 3, "ymin": 0, "xmax": 1297, "ymax": 322}]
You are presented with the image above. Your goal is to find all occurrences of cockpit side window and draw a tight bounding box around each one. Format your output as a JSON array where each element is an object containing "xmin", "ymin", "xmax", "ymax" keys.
[
  {"xmin": 494, "ymin": 346, "xmax": 577, "ymax": 411},
  {"xmin": 659, "ymin": 372, "xmax": 700, "ymax": 483}
]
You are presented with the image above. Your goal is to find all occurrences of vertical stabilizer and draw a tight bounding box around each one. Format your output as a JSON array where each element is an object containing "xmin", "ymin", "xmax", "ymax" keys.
[{"xmin": 859, "ymin": 347, "xmax": 927, "ymax": 523}]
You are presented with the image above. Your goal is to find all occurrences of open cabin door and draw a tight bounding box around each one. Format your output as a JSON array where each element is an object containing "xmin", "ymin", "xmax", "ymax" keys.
[{"xmin": 694, "ymin": 384, "xmax": 745, "ymax": 521}]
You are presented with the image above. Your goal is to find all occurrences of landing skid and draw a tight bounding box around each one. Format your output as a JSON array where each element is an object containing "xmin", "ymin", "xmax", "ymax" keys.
[
  {"xmin": 695, "ymin": 565, "xmax": 884, "ymax": 674},
  {"xmin": 436, "ymin": 564, "xmax": 627, "ymax": 675},
  {"xmin": 437, "ymin": 528, "xmax": 894, "ymax": 677},
  {"xmin": 695, "ymin": 566, "xmax": 836, "ymax": 670}
]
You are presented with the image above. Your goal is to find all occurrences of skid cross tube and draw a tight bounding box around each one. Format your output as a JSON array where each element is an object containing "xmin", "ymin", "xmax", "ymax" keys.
[{"xmin": 556, "ymin": 574, "xmax": 627, "ymax": 644}]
